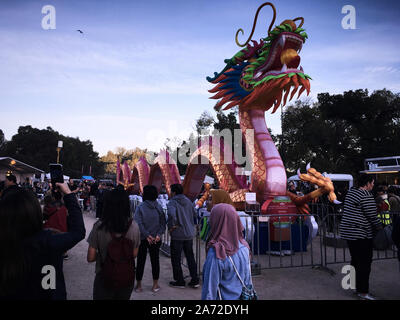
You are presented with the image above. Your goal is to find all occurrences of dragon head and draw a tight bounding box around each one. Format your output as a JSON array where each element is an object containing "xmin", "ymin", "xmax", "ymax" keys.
[{"xmin": 208, "ymin": 2, "xmax": 311, "ymax": 113}]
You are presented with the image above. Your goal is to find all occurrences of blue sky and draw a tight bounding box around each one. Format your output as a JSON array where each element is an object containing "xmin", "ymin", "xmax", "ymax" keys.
[{"xmin": 1, "ymin": 0, "xmax": 399, "ymax": 156}]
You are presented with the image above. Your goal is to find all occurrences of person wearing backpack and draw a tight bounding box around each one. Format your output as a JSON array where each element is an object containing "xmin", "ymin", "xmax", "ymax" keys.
[
  {"xmin": 133, "ymin": 185, "xmax": 166, "ymax": 293},
  {"xmin": 87, "ymin": 188, "xmax": 140, "ymax": 300}
]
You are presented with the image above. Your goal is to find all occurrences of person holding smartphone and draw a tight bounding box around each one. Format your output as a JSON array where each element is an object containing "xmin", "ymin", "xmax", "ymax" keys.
[{"xmin": 0, "ymin": 183, "xmax": 85, "ymax": 300}]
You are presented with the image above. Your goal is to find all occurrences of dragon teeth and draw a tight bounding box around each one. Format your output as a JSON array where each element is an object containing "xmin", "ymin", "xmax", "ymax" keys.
[
  {"xmin": 278, "ymin": 35, "xmax": 285, "ymax": 48},
  {"xmin": 298, "ymin": 42, "xmax": 302, "ymax": 53}
]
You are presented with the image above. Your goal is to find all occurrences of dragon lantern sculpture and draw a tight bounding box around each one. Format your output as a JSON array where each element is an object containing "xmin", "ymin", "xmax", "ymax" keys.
[{"xmin": 118, "ymin": 2, "xmax": 338, "ymax": 214}]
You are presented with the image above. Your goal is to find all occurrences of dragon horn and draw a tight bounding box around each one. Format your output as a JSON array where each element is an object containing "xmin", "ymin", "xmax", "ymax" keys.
[
  {"xmin": 306, "ymin": 162, "xmax": 311, "ymax": 171},
  {"xmin": 235, "ymin": 2, "xmax": 277, "ymax": 47},
  {"xmin": 293, "ymin": 17, "xmax": 304, "ymax": 28}
]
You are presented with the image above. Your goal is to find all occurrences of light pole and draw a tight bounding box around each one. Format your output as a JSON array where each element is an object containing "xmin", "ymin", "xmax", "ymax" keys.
[{"xmin": 57, "ymin": 140, "xmax": 63, "ymax": 164}]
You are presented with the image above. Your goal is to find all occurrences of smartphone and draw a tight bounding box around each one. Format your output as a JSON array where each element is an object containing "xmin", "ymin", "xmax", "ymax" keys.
[{"xmin": 49, "ymin": 163, "xmax": 64, "ymax": 187}]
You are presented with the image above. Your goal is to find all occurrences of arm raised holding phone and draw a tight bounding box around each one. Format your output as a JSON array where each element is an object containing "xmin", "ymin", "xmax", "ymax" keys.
[{"xmin": 47, "ymin": 182, "xmax": 86, "ymax": 253}]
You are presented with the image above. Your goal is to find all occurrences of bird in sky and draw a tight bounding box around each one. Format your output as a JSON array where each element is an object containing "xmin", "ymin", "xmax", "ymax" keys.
[{"xmin": 77, "ymin": 30, "xmax": 83, "ymax": 34}]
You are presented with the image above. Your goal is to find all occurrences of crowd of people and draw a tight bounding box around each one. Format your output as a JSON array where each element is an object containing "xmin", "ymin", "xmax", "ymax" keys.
[
  {"xmin": 0, "ymin": 174, "xmax": 252, "ymax": 301},
  {"xmin": 0, "ymin": 171, "xmax": 399, "ymax": 301},
  {"xmin": 0, "ymin": 181, "xmax": 85, "ymax": 299}
]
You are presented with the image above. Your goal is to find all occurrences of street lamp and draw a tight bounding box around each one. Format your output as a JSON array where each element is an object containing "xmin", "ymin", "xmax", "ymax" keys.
[{"xmin": 57, "ymin": 140, "xmax": 63, "ymax": 164}]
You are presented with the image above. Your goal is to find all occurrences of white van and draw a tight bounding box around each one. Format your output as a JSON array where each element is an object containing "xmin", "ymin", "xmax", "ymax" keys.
[
  {"xmin": 288, "ymin": 173, "xmax": 353, "ymax": 203},
  {"xmin": 288, "ymin": 173, "xmax": 353, "ymax": 189}
]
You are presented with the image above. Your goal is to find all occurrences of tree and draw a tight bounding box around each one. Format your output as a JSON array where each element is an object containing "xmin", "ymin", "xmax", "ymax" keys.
[
  {"xmin": 318, "ymin": 89, "xmax": 400, "ymax": 162},
  {"xmin": 195, "ymin": 111, "xmax": 214, "ymax": 135},
  {"xmin": 163, "ymin": 107, "xmax": 281, "ymax": 177},
  {"xmin": 0, "ymin": 125, "xmax": 105, "ymax": 178},
  {"xmin": 100, "ymin": 147, "xmax": 150, "ymax": 176},
  {"xmin": 165, "ymin": 108, "xmax": 246, "ymax": 175},
  {"xmin": 0, "ymin": 129, "xmax": 5, "ymax": 153},
  {"xmin": 278, "ymin": 100, "xmax": 355, "ymax": 174},
  {"xmin": 278, "ymin": 89, "xmax": 400, "ymax": 178}
]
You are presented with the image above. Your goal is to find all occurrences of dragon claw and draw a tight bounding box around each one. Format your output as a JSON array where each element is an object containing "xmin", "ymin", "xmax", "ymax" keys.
[{"xmin": 294, "ymin": 165, "xmax": 339, "ymax": 205}]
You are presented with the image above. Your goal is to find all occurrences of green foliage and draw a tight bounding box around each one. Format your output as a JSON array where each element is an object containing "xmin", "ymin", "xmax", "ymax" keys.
[
  {"xmin": 214, "ymin": 110, "xmax": 239, "ymax": 132},
  {"xmin": 164, "ymin": 108, "xmax": 242, "ymax": 175},
  {"xmin": 195, "ymin": 111, "xmax": 214, "ymax": 135},
  {"xmin": 100, "ymin": 147, "xmax": 149, "ymax": 177},
  {"xmin": 278, "ymin": 89, "xmax": 400, "ymax": 178},
  {"xmin": 0, "ymin": 129, "xmax": 5, "ymax": 152},
  {"xmin": 0, "ymin": 126, "xmax": 104, "ymax": 178},
  {"xmin": 164, "ymin": 108, "xmax": 279, "ymax": 177}
]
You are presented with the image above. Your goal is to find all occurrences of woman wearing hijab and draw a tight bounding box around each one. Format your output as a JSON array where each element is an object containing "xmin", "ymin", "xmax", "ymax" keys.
[
  {"xmin": 206, "ymin": 189, "xmax": 254, "ymax": 244},
  {"xmin": 201, "ymin": 203, "xmax": 254, "ymax": 300}
]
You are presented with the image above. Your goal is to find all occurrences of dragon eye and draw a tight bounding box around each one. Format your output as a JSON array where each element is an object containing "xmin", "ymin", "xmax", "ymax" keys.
[{"xmin": 257, "ymin": 49, "xmax": 263, "ymax": 55}]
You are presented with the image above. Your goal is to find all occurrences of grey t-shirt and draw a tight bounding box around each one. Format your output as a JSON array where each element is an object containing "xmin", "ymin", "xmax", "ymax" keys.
[{"xmin": 87, "ymin": 220, "xmax": 141, "ymax": 274}]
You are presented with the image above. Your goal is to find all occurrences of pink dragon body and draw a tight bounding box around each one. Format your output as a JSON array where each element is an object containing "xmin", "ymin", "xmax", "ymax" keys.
[{"xmin": 118, "ymin": 2, "xmax": 336, "ymax": 213}]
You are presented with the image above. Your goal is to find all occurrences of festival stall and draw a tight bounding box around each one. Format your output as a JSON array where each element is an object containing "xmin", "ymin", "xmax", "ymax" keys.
[{"xmin": 0, "ymin": 157, "xmax": 44, "ymax": 184}]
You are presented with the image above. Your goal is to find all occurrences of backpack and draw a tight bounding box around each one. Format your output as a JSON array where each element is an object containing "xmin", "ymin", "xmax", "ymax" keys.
[{"xmin": 101, "ymin": 220, "xmax": 135, "ymax": 290}]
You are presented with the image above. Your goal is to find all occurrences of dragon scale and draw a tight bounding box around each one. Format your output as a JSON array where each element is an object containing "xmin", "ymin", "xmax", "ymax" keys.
[{"xmin": 117, "ymin": 3, "xmax": 337, "ymax": 212}]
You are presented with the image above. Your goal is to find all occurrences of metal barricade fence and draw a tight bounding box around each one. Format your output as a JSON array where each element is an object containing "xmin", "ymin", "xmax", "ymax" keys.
[
  {"xmin": 129, "ymin": 199, "xmax": 141, "ymax": 217},
  {"xmin": 317, "ymin": 209, "xmax": 399, "ymax": 268},
  {"xmin": 160, "ymin": 209, "xmax": 172, "ymax": 257},
  {"xmin": 144, "ymin": 204, "xmax": 399, "ymax": 276},
  {"xmin": 158, "ymin": 211, "xmax": 325, "ymax": 275}
]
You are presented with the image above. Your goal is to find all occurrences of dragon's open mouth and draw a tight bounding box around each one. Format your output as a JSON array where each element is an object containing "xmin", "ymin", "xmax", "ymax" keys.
[
  {"xmin": 208, "ymin": 13, "xmax": 311, "ymax": 113},
  {"xmin": 252, "ymin": 32, "xmax": 304, "ymax": 81}
]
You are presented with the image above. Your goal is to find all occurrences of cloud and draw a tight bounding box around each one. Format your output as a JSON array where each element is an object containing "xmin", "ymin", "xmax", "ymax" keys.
[
  {"xmin": 2, "ymin": 2, "xmax": 400, "ymax": 157},
  {"xmin": 363, "ymin": 66, "xmax": 398, "ymax": 74},
  {"xmin": 0, "ymin": 29, "xmax": 231, "ymax": 97}
]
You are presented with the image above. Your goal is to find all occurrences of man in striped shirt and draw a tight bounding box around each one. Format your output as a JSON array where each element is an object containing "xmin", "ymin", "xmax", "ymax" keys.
[{"xmin": 339, "ymin": 173, "xmax": 383, "ymax": 300}]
